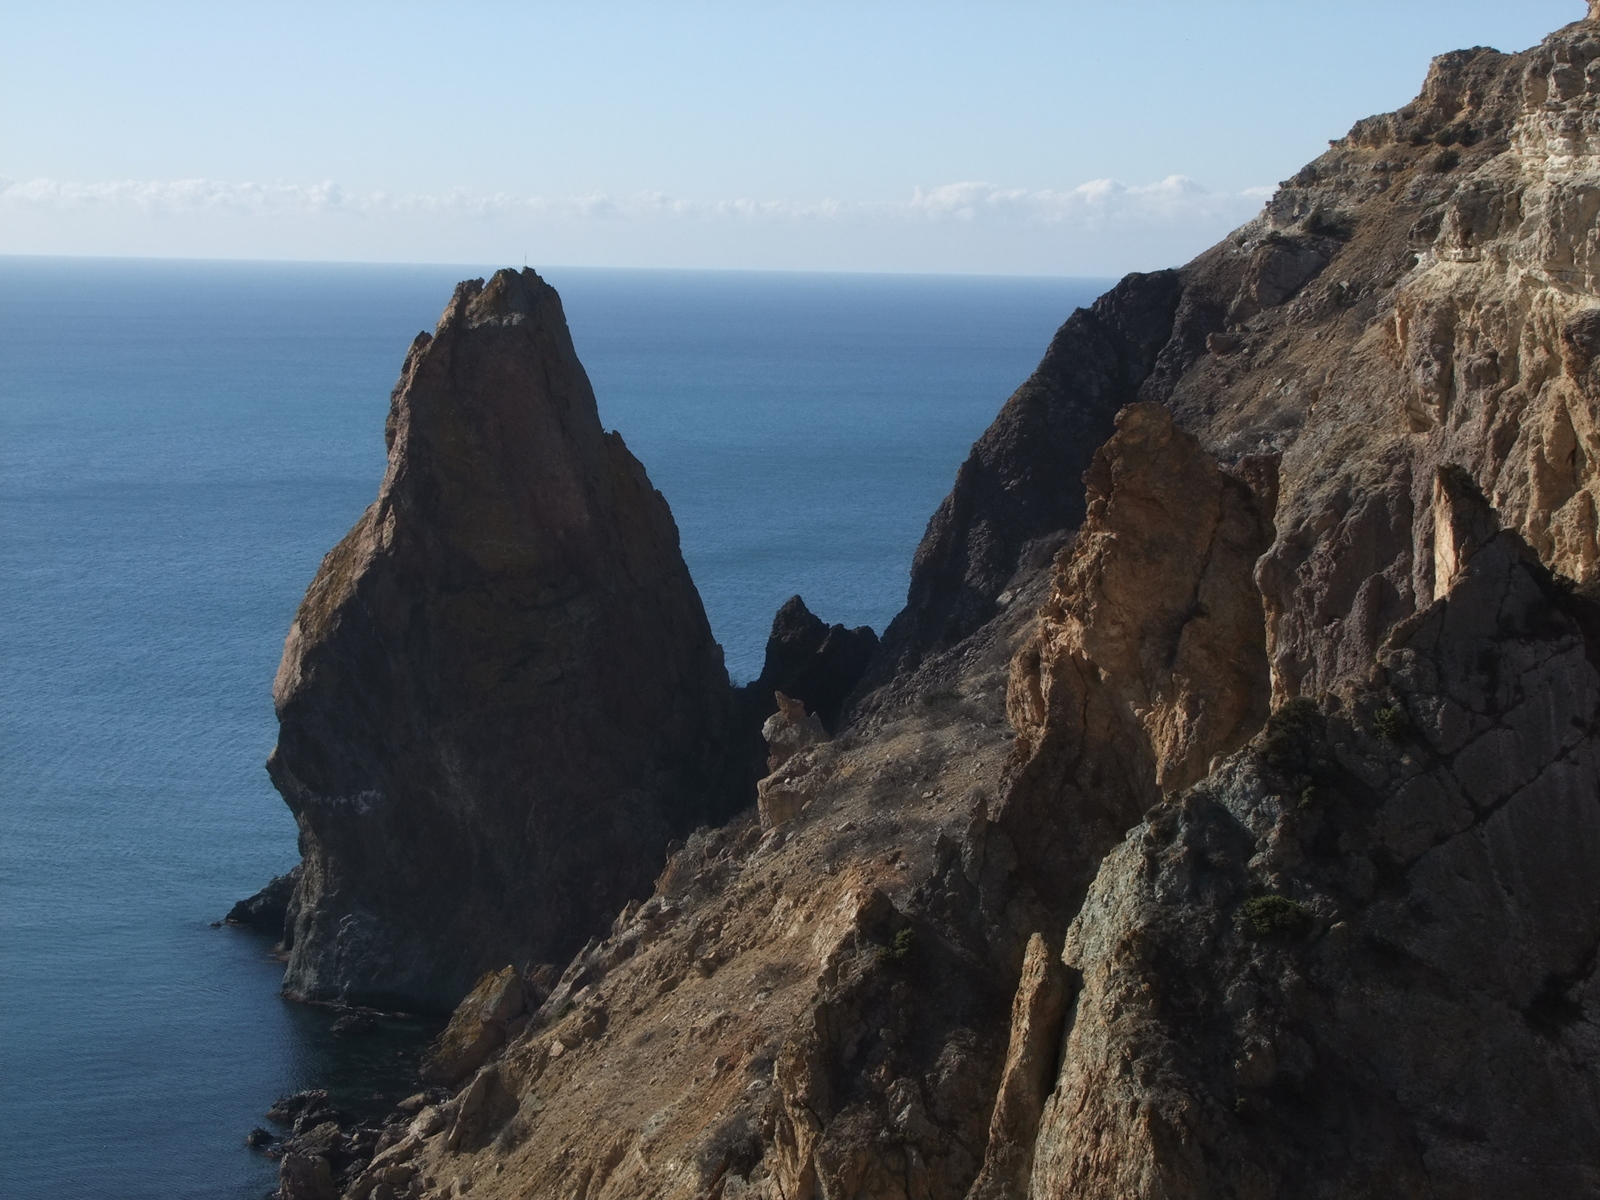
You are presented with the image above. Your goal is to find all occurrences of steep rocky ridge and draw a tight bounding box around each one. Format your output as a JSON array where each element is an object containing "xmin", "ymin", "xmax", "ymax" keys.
[
  {"xmin": 267, "ymin": 268, "xmax": 736, "ymax": 1012},
  {"xmin": 865, "ymin": 269, "xmax": 1184, "ymax": 683},
  {"xmin": 267, "ymin": 8, "xmax": 1600, "ymax": 1198}
]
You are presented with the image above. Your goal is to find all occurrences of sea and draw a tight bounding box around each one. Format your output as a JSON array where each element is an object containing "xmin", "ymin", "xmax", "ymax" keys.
[{"xmin": 0, "ymin": 256, "xmax": 1109, "ymax": 1199}]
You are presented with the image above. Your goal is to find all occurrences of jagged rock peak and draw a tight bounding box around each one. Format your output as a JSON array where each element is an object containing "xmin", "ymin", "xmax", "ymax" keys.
[{"xmin": 267, "ymin": 267, "xmax": 735, "ymax": 1012}]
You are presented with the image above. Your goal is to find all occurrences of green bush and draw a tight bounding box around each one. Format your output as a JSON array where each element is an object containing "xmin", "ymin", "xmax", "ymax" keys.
[
  {"xmin": 1372, "ymin": 704, "xmax": 1408, "ymax": 743},
  {"xmin": 1242, "ymin": 895, "xmax": 1313, "ymax": 937},
  {"xmin": 879, "ymin": 927, "xmax": 916, "ymax": 965}
]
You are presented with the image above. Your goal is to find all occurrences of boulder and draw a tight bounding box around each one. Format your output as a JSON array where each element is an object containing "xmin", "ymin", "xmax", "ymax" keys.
[{"xmin": 277, "ymin": 1153, "xmax": 337, "ymax": 1200}]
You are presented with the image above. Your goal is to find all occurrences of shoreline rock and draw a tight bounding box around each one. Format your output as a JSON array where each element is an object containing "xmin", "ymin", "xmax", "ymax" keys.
[{"xmin": 267, "ymin": 268, "xmax": 739, "ymax": 1013}]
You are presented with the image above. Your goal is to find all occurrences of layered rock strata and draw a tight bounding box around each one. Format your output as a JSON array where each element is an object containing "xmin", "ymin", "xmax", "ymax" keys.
[
  {"xmin": 268, "ymin": 268, "xmax": 734, "ymax": 1011},
  {"xmin": 268, "ymin": 7, "xmax": 1600, "ymax": 1197}
]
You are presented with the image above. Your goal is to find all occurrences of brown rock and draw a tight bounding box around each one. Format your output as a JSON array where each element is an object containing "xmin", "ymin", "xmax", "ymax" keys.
[
  {"xmin": 756, "ymin": 692, "xmax": 830, "ymax": 830},
  {"xmin": 277, "ymin": 1153, "xmax": 337, "ymax": 1200},
  {"xmin": 966, "ymin": 933, "xmax": 1070, "ymax": 1200},
  {"xmin": 761, "ymin": 692, "xmax": 828, "ymax": 774},
  {"xmin": 286, "ymin": 12, "xmax": 1600, "ymax": 1200},
  {"xmin": 267, "ymin": 268, "xmax": 736, "ymax": 1011},
  {"xmin": 1000, "ymin": 402, "xmax": 1273, "ymax": 911},
  {"xmin": 419, "ymin": 965, "xmax": 525, "ymax": 1087},
  {"xmin": 1030, "ymin": 533, "xmax": 1600, "ymax": 1199}
]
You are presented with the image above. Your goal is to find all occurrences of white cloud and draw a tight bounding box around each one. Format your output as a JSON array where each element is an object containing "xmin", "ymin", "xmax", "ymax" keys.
[
  {"xmin": 0, "ymin": 175, "xmax": 1274, "ymax": 275},
  {"xmin": 0, "ymin": 174, "xmax": 1269, "ymax": 225},
  {"xmin": 906, "ymin": 176, "xmax": 1274, "ymax": 227}
]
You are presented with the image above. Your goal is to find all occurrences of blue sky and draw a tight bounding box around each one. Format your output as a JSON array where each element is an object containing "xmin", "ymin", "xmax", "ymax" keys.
[{"xmin": 0, "ymin": 1, "xmax": 1583, "ymax": 273}]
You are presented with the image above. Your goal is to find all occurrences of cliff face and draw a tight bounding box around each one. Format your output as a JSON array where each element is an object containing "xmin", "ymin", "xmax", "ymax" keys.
[
  {"xmin": 866, "ymin": 270, "xmax": 1184, "ymax": 683},
  {"xmin": 268, "ymin": 268, "xmax": 734, "ymax": 1011},
  {"xmin": 266, "ymin": 9, "xmax": 1600, "ymax": 1199},
  {"xmin": 1031, "ymin": 529, "xmax": 1600, "ymax": 1199}
]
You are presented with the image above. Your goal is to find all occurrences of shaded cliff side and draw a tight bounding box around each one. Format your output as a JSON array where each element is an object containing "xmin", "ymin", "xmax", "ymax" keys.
[
  {"xmin": 267, "ymin": 268, "xmax": 735, "ymax": 1012},
  {"xmin": 865, "ymin": 269, "xmax": 1184, "ymax": 685},
  {"xmin": 262, "ymin": 7, "xmax": 1600, "ymax": 1199}
]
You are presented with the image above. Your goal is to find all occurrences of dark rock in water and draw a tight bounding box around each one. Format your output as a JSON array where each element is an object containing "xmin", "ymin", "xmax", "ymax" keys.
[
  {"xmin": 224, "ymin": 864, "xmax": 300, "ymax": 936},
  {"xmin": 265, "ymin": 1089, "xmax": 327, "ymax": 1126},
  {"xmin": 732, "ymin": 595, "xmax": 876, "ymax": 786},
  {"xmin": 741, "ymin": 595, "xmax": 877, "ymax": 734},
  {"xmin": 245, "ymin": 1127, "xmax": 277, "ymax": 1151},
  {"xmin": 329, "ymin": 1011, "xmax": 376, "ymax": 1037},
  {"xmin": 865, "ymin": 269, "xmax": 1184, "ymax": 685},
  {"xmin": 265, "ymin": 1089, "xmax": 339, "ymax": 1135},
  {"xmin": 267, "ymin": 268, "xmax": 737, "ymax": 1013}
]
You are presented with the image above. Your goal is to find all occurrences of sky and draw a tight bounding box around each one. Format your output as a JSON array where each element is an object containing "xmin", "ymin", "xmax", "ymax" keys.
[{"xmin": 0, "ymin": 1, "xmax": 1584, "ymax": 275}]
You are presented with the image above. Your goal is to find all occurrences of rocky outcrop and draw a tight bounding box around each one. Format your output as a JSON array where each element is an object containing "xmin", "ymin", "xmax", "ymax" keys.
[
  {"xmin": 734, "ymin": 595, "xmax": 878, "ymax": 794},
  {"xmin": 867, "ymin": 269, "xmax": 1185, "ymax": 682},
  {"xmin": 1029, "ymin": 532, "xmax": 1600, "ymax": 1198},
  {"xmin": 418, "ymin": 966, "xmax": 531, "ymax": 1088},
  {"xmin": 226, "ymin": 864, "xmax": 300, "ymax": 936},
  {"xmin": 965, "ymin": 933, "xmax": 1070, "ymax": 1200},
  {"xmin": 755, "ymin": 692, "xmax": 830, "ymax": 829},
  {"xmin": 265, "ymin": 8, "xmax": 1600, "ymax": 1197},
  {"xmin": 741, "ymin": 596, "xmax": 878, "ymax": 735},
  {"xmin": 999, "ymin": 403, "xmax": 1273, "ymax": 912},
  {"xmin": 267, "ymin": 268, "xmax": 734, "ymax": 1012}
]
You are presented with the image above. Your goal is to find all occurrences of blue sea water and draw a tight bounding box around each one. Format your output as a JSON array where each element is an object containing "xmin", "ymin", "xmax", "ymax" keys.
[{"xmin": 0, "ymin": 256, "xmax": 1108, "ymax": 1199}]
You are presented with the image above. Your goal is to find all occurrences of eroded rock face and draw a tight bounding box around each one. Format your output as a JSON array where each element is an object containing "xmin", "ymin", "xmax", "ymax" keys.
[
  {"xmin": 1000, "ymin": 403, "xmax": 1273, "ymax": 912},
  {"xmin": 1030, "ymin": 533, "xmax": 1600, "ymax": 1199},
  {"xmin": 269, "ymin": 268, "xmax": 734, "ymax": 1011},
  {"xmin": 1153, "ymin": 11, "xmax": 1600, "ymax": 705},
  {"xmin": 965, "ymin": 933, "xmax": 1070, "ymax": 1200}
]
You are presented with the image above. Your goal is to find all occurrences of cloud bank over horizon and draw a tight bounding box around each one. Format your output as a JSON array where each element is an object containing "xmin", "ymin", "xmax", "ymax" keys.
[{"xmin": 0, "ymin": 173, "xmax": 1273, "ymax": 276}]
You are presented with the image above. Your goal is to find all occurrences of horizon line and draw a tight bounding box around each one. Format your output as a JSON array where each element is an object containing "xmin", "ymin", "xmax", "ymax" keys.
[{"xmin": 0, "ymin": 251, "xmax": 1125, "ymax": 284}]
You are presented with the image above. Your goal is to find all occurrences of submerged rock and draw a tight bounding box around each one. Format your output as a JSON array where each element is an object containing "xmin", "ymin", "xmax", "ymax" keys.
[{"xmin": 268, "ymin": 268, "xmax": 736, "ymax": 1012}]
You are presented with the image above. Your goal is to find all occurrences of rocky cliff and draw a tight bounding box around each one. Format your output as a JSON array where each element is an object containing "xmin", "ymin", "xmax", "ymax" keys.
[
  {"xmin": 266, "ymin": 268, "xmax": 736, "ymax": 1012},
  {"xmin": 262, "ymin": 7, "xmax": 1600, "ymax": 1197}
]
